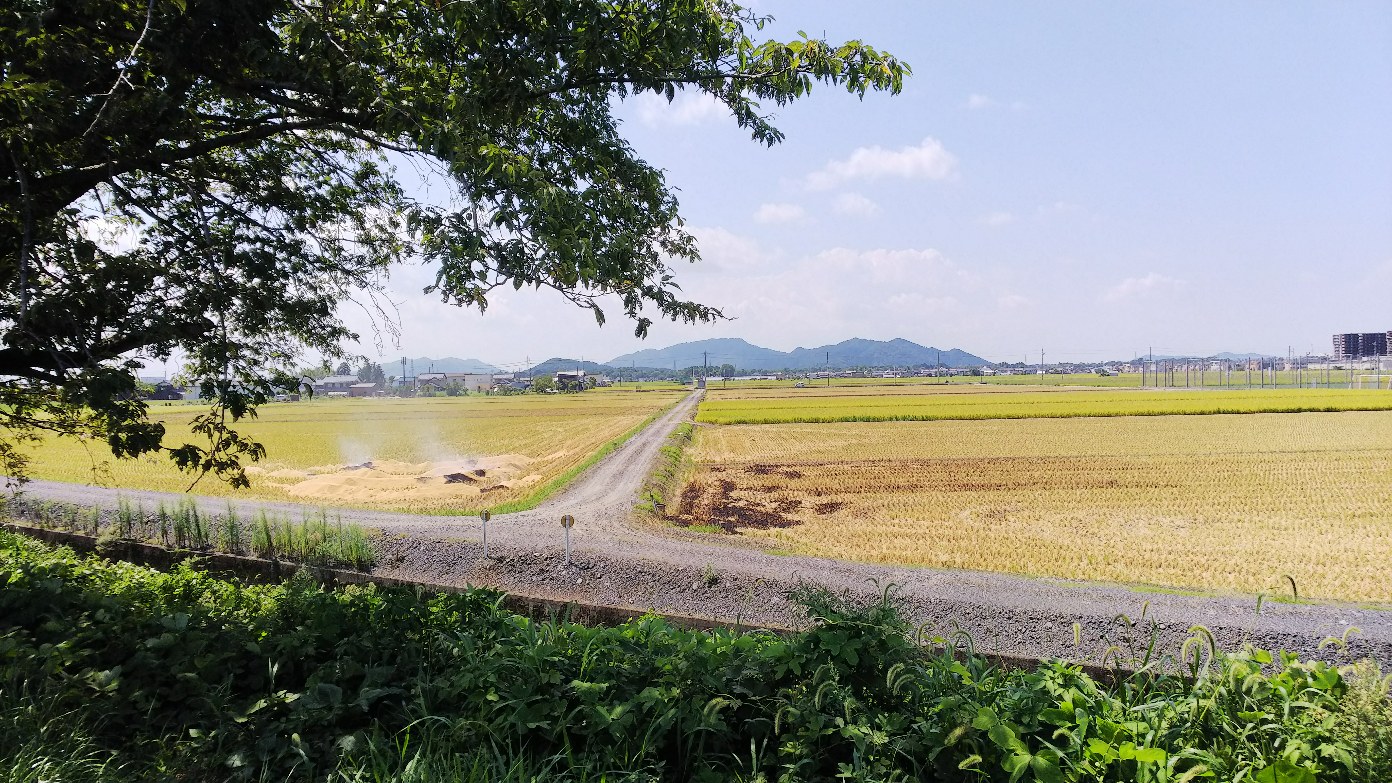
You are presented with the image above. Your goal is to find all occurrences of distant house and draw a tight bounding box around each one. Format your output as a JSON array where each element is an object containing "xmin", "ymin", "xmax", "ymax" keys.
[
  {"xmin": 555, "ymin": 370, "xmax": 587, "ymax": 391},
  {"xmin": 492, "ymin": 373, "xmax": 531, "ymax": 392},
  {"xmin": 313, "ymin": 375, "xmax": 359, "ymax": 395},
  {"xmin": 349, "ymin": 382, "xmax": 380, "ymax": 397},
  {"xmin": 146, "ymin": 381, "xmax": 184, "ymax": 401},
  {"xmin": 417, "ymin": 372, "xmax": 494, "ymax": 393}
]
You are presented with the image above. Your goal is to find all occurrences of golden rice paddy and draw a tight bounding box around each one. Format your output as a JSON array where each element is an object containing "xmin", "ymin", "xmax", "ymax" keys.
[
  {"xmin": 677, "ymin": 411, "xmax": 1392, "ymax": 602},
  {"xmin": 697, "ymin": 386, "xmax": 1392, "ymax": 424},
  {"xmin": 25, "ymin": 392, "xmax": 683, "ymax": 513}
]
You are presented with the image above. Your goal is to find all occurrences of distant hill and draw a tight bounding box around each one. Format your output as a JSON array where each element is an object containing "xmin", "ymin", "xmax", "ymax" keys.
[
  {"xmin": 522, "ymin": 358, "xmax": 615, "ymax": 376},
  {"xmin": 785, "ymin": 338, "xmax": 987, "ymax": 369},
  {"xmin": 607, "ymin": 338, "xmax": 787, "ymax": 371},
  {"xmin": 608, "ymin": 337, "xmax": 989, "ymax": 371},
  {"xmin": 1211, "ymin": 352, "xmax": 1276, "ymax": 361},
  {"xmin": 385, "ymin": 357, "xmax": 500, "ymax": 376}
]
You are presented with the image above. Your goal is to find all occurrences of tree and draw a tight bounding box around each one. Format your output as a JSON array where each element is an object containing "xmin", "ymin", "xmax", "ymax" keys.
[
  {"xmin": 0, "ymin": 1, "xmax": 907, "ymax": 486},
  {"xmin": 530, "ymin": 375, "xmax": 556, "ymax": 394},
  {"xmin": 355, "ymin": 361, "xmax": 385, "ymax": 386},
  {"xmin": 720, "ymin": 363, "xmax": 736, "ymax": 379}
]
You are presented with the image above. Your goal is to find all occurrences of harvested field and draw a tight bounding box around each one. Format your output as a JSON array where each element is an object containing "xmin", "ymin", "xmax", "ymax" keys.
[
  {"xmin": 698, "ymin": 386, "xmax": 1392, "ymax": 424},
  {"xmin": 24, "ymin": 393, "xmax": 683, "ymax": 513},
  {"xmin": 674, "ymin": 411, "xmax": 1392, "ymax": 602}
]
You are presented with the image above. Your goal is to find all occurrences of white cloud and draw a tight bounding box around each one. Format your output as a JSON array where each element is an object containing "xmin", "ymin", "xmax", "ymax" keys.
[
  {"xmin": 979, "ymin": 211, "xmax": 1015, "ymax": 226},
  {"xmin": 813, "ymin": 247, "xmax": 976, "ymax": 288},
  {"xmin": 998, "ymin": 294, "xmax": 1030, "ymax": 309},
  {"xmin": 805, "ymin": 137, "xmax": 958, "ymax": 191},
  {"xmin": 688, "ymin": 225, "xmax": 776, "ymax": 273},
  {"xmin": 832, "ymin": 192, "xmax": 881, "ymax": 218},
  {"xmin": 1103, "ymin": 273, "xmax": 1185, "ymax": 302},
  {"xmin": 753, "ymin": 202, "xmax": 806, "ymax": 224},
  {"xmin": 633, "ymin": 91, "xmax": 725, "ymax": 127}
]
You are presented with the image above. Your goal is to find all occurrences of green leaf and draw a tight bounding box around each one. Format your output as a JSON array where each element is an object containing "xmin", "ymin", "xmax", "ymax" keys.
[
  {"xmin": 1131, "ymin": 746, "xmax": 1167, "ymax": 764},
  {"xmin": 1031, "ymin": 753, "xmax": 1065, "ymax": 783},
  {"xmin": 1086, "ymin": 738, "xmax": 1119, "ymax": 762},
  {"xmin": 1253, "ymin": 760, "xmax": 1317, "ymax": 783},
  {"xmin": 972, "ymin": 706, "xmax": 999, "ymax": 730}
]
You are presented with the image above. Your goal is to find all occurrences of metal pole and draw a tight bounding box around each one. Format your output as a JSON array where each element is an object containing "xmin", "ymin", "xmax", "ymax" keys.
[
  {"xmin": 480, "ymin": 510, "xmax": 490, "ymax": 558},
  {"xmin": 560, "ymin": 514, "xmax": 575, "ymax": 566}
]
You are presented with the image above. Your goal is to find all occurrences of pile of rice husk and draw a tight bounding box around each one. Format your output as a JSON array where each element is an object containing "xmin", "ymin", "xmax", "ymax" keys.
[{"xmin": 245, "ymin": 455, "xmax": 543, "ymax": 504}]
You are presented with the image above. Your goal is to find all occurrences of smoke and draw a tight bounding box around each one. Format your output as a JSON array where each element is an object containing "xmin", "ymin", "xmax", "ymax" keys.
[
  {"xmin": 337, "ymin": 437, "xmax": 374, "ymax": 466},
  {"xmin": 335, "ymin": 420, "xmax": 475, "ymax": 469}
]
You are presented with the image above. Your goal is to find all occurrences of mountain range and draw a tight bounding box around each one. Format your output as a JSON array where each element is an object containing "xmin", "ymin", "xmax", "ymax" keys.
[
  {"xmin": 380, "ymin": 342, "xmax": 1289, "ymax": 378},
  {"xmin": 608, "ymin": 337, "xmax": 988, "ymax": 371},
  {"xmin": 385, "ymin": 356, "xmax": 501, "ymax": 375}
]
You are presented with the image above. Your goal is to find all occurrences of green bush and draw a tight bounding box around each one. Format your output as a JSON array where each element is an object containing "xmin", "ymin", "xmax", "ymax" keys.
[{"xmin": 0, "ymin": 531, "xmax": 1385, "ymax": 782}]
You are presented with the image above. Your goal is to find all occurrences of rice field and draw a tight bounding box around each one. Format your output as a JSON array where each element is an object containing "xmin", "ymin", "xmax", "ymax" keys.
[
  {"xmin": 24, "ymin": 392, "xmax": 683, "ymax": 513},
  {"xmin": 698, "ymin": 386, "xmax": 1392, "ymax": 424},
  {"xmin": 675, "ymin": 411, "xmax": 1392, "ymax": 602}
]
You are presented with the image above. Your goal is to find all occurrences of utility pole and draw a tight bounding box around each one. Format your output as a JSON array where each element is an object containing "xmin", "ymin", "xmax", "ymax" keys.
[{"xmin": 826, "ymin": 351, "xmax": 831, "ymax": 387}]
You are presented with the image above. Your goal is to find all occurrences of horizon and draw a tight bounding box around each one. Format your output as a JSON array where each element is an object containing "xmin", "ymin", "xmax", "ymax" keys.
[{"xmin": 361, "ymin": 336, "xmax": 1304, "ymax": 373}]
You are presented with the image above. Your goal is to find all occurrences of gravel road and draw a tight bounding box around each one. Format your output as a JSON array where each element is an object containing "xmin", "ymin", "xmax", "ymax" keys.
[{"xmin": 13, "ymin": 390, "xmax": 1391, "ymax": 668}]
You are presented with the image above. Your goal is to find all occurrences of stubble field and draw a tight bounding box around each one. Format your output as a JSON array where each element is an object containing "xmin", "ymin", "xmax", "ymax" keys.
[
  {"xmin": 674, "ymin": 409, "xmax": 1392, "ymax": 602},
  {"xmin": 25, "ymin": 391, "xmax": 684, "ymax": 513}
]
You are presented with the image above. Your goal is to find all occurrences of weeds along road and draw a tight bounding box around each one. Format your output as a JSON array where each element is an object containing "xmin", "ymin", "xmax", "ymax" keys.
[{"xmin": 13, "ymin": 389, "xmax": 1392, "ymax": 668}]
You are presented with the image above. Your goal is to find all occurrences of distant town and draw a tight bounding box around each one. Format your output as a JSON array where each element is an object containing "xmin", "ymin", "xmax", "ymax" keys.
[{"xmin": 139, "ymin": 332, "xmax": 1392, "ymax": 401}]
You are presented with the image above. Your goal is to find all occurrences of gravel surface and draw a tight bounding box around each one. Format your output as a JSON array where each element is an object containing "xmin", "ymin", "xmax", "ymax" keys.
[{"xmin": 13, "ymin": 390, "xmax": 1391, "ymax": 668}]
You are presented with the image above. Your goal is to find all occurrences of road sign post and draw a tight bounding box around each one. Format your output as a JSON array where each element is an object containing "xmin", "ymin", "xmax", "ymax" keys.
[
  {"xmin": 560, "ymin": 514, "xmax": 575, "ymax": 565},
  {"xmin": 480, "ymin": 510, "xmax": 491, "ymax": 558}
]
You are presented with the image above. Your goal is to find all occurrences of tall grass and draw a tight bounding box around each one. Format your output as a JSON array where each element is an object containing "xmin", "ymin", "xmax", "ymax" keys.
[
  {"xmin": 249, "ymin": 508, "xmax": 375, "ymax": 569},
  {"xmin": 6, "ymin": 496, "xmax": 374, "ymax": 571},
  {"xmin": 641, "ymin": 421, "xmax": 694, "ymax": 516}
]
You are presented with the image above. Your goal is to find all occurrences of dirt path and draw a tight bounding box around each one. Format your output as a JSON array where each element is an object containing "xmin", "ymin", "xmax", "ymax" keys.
[{"xmin": 11, "ymin": 389, "xmax": 1391, "ymax": 668}]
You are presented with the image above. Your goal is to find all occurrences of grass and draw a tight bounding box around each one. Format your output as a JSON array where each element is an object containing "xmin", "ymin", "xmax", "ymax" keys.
[
  {"xmin": 1, "ymin": 531, "xmax": 1387, "ymax": 783},
  {"xmin": 20, "ymin": 392, "xmax": 685, "ymax": 513},
  {"xmin": 8, "ymin": 496, "xmax": 375, "ymax": 570},
  {"xmin": 698, "ymin": 386, "xmax": 1392, "ymax": 424},
  {"xmin": 639, "ymin": 421, "xmax": 695, "ymax": 515},
  {"xmin": 676, "ymin": 410, "xmax": 1392, "ymax": 602}
]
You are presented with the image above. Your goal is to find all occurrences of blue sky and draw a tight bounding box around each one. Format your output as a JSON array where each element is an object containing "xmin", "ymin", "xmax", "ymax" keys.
[{"xmin": 350, "ymin": 2, "xmax": 1392, "ymax": 369}]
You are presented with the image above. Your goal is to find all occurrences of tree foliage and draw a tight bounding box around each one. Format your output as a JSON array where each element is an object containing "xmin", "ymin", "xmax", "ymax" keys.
[{"xmin": 0, "ymin": 0, "xmax": 907, "ymax": 485}]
